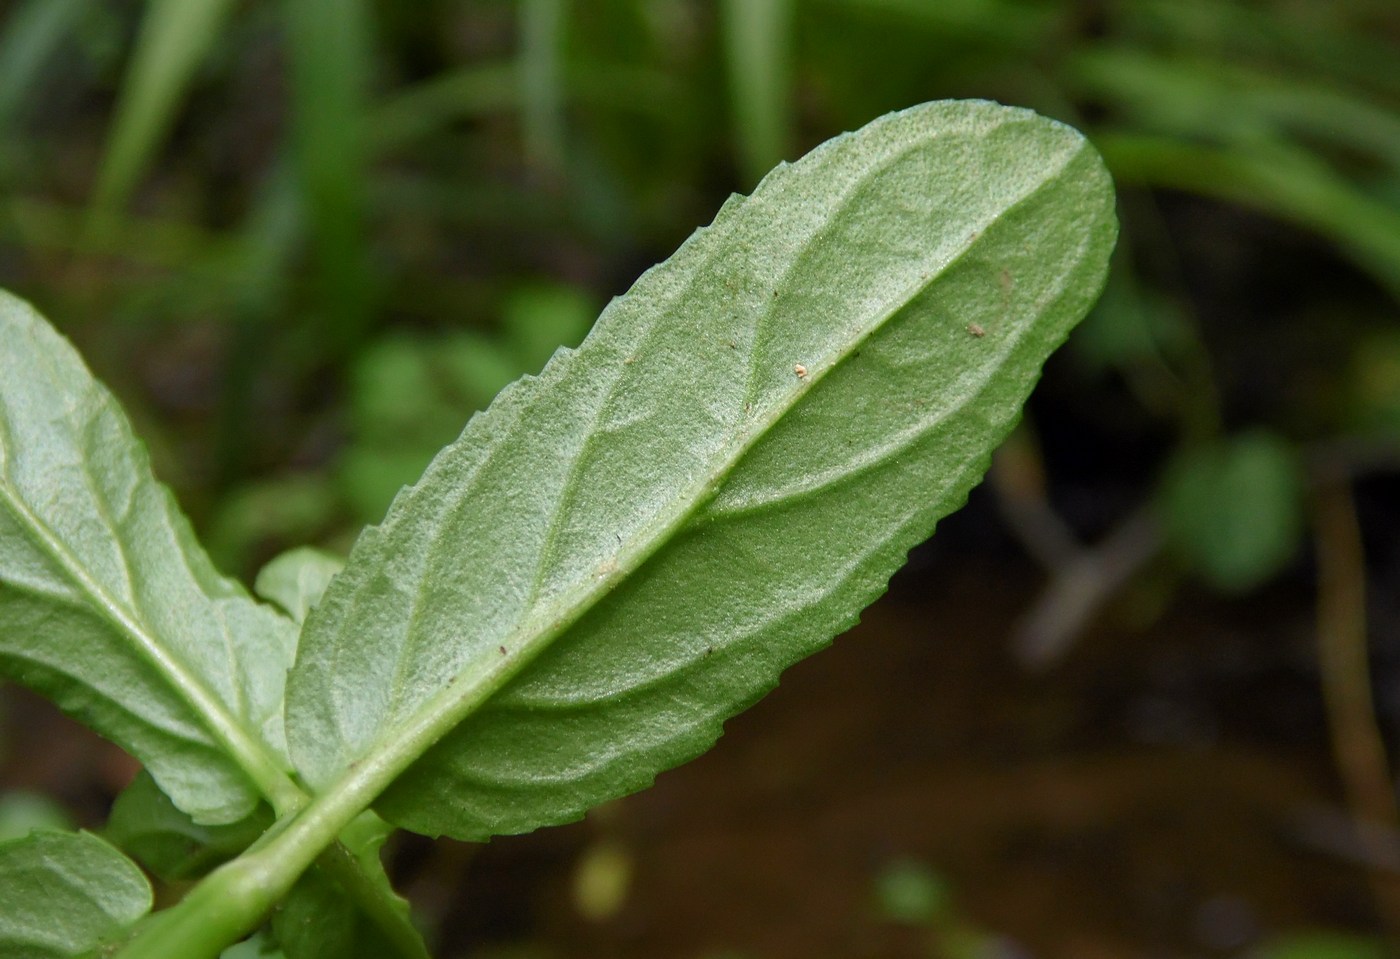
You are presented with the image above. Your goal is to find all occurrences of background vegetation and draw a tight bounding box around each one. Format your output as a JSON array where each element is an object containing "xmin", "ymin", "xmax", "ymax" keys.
[{"xmin": 0, "ymin": 1, "xmax": 1398, "ymax": 956}]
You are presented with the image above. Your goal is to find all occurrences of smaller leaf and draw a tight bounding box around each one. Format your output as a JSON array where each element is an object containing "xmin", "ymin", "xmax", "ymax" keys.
[
  {"xmin": 0, "ymin": 830, "xmax": 152, "ymax": 958},
  {"xmin": 220, "ymin": 932, "xmax": 285, "ymax": 959},
  {"xmin": 106, "ymin": 772, "xmax": 271, "ymax": 882},
  {"xmin": 1160, "ymin": 431, "xmax": 1305, "ymax": 592},
  {"xmin": 0, "ymin": 791, "xmax": 72, "ymax": 843},
  {"xmin": 270, "ymin": 814, "xmax": 420, "ymax": 959},
  {"xmin": 0, "ymin": 292, "xmax": 300, "ymax": 824},
  {"xmin": 254, "ymin": 548, "xmax": 345, "ymax": 626},
  {"xmin": 271, "ymin": 872, "xmax": 399, "ymax": 959}
]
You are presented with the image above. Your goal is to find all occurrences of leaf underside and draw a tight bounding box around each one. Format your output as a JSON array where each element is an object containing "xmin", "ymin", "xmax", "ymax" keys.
[
  {"xmin": 0, "ymin": 830, "xmax": 152, "ymax": 958},
  {"xmin": 0, "ymin": 294, "xmax": 297, "ymax": 824},
  {"xmin": 287, "ymin": 99, "xmax": 1117, "ymax": 841}
]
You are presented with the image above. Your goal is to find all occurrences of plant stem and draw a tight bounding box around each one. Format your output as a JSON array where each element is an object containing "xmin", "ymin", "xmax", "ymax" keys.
[
  {"xmin": 114, "ymin": 619, "xmax": 546, "ymax": 958},
  {"xmin": 1312, "ymin": 479, "xmax": 1400, "ymax": 936}
]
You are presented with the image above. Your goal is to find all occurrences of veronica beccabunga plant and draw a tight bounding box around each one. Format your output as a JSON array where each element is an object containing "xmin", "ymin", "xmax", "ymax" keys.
[{"xmin": 0, "ymin": 100, "xmax": 1115, "ymax": 959}]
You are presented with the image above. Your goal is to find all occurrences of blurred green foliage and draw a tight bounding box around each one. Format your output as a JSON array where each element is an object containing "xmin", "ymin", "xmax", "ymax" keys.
[
  {"xmin": 0, "ymin": 0, "xmax": 1394, "ymax": 583},
  {"xmin": 1161, "ymin": 431, "xmax": 1306, "ymax": 592},
  {"xmin": 1255, "ymin": 932, "xmax": 1390, "ymax": 959}
]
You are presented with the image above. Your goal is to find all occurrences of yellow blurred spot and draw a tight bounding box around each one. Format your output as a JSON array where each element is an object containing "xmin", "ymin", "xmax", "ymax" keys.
[{"xmin": 571, "ymin": 841, "xmax": 632, "ymax": 922}]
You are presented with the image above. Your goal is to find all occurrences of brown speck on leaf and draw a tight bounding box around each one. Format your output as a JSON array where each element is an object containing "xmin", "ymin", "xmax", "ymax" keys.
[
  {"xmin": 624, "ymin": 355, "xmax": 636, "ymax": 365},
  {"xmin": 794, "ymin": 363, "xmax": 808, "ymax": 378},
  {"xmin": 968, "ymin": 323, "xmax": 986, "ymax": 338},
  {"xmin": 498, "ymin": 645, "xmax": 507, "ymax": 655}
]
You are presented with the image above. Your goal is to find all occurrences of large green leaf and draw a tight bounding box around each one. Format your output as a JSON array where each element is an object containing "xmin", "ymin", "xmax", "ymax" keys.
[
  {"xmin": 0, "ymin": 830, "xmax": 152, "ymax": 958},
  {"xmin": 0, "ymin": 293, "xmax": 298, "ymax": 823},
  {"xmin": 286, "ymin": 100, "xmax": 1117, "ymax": 840}
]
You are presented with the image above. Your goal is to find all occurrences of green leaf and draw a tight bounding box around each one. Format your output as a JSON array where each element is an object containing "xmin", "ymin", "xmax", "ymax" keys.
[
  {"xmin": 0, "ymin": 830, "xmax": 152, "ymax": 958},
  {"xmin": 271, "ymin": 872, "xmax": 398, "ymax": 959},
  {"xmin": 286, "ymin": 100, "xmax": 1116, "ymax": 840},
  {"xmin": 220, "ymin": 932, "xmax": 285, "ymax": 959},
  {"xmin": 1160, "ymin": 431, "xmax": 1305, "ymax": 592},
  {"xmin": 255, "ymin": 548, "xmax": 346, "ymax": 626},
  {"xmin": 106, "ymin": 772, "xmax": 272, "ymax": 882},
  {"xmin": 0, "ymin": 292, "xmax": 300, "ymax": 823},
  {"xmin": 0, "ymin": 792, "xmax": 72, "ymax": 843},
  {"xmin": 269, "ymin": 815, "xmax": 412, "ymax": 959}
]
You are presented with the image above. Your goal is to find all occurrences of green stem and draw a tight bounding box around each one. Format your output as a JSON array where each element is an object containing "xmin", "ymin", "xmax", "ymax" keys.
[
  {"xmin": 115, "ymin": 756, "xmax": 397, "ymax": 958},
  {"xmin": 114, "ymin": 629, "xmax": 540, "ymax": 958},
  {"xmin": 3, "ymin": 446, "xmax": 423, "ymax": 953}
]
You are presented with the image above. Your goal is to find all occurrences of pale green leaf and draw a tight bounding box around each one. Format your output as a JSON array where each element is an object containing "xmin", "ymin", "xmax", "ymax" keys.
[
  {"xmin": 287, "ymin": 100, "xmax": 1117, "ymax": 840},
  {"xmin": 0, "ymin": 792, "xmax": 72, "ymax": 843},
  {"xmin": 220, "ymin": 932, "xmax": 285, "ymax": 959},
  {"xmin": 0, "ymin": 830, "xmax": 151, "ymax": 958},
  {"xmin": 254, "ymin": 548, "xmax": 345, "ymax": 626},
  {"xmin": 0, "ymin": 293, "xmax": 299, "ymax": 823}
]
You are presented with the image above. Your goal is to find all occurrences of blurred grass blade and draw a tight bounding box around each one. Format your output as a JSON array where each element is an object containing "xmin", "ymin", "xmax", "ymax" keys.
[
  {"xmin": 373, "ymin": 62, "xmax": 518, "ymax": 149},
  {"xmin": 89, "ymin": 0, "xmax": 236, "ymax": 216},
  {"xmin": 519, "ymin": 0, "xmax": 568, "ymax": 172},
  {"xmin": 372, "ymin": 61, "xmax": 683, "ymax": 155},
  {"xmin": 721, "ymin": 0, "xmax": 794, "ymax": 185},
  {"xmin": 1069, "ymin": 49, "xmax": 1400, "ymax": 171},
  {"xmin": 1127, "ymin": 0, "xmax": 1400, "ymax": 100},
  {"xmin": 819, "ymin": 0, "xmax": 1051, "ymax": 47},
  {"xmin": 284, "ymin": 0, "xmax": 377, "ymax": 355},
  {"xmin": 1099, "ymin": 135, "xmax": 1400, "ymax": 302},
  {"xmin": 0, "ymin": 0, "xmax": 89, "ymax": 132}
]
